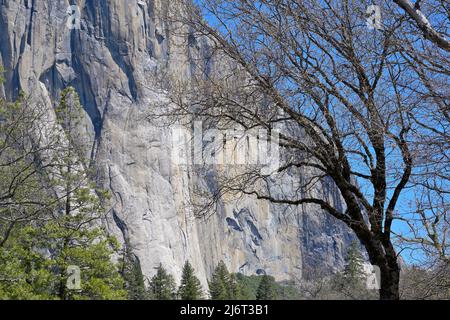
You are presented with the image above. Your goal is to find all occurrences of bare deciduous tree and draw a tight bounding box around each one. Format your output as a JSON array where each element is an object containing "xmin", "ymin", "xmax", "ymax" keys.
[
  {"xmin": 154, "ymin": 0, "xmax": 450, "ymax": 300},
  {"xmin": 393, "ymin": 0, "xmax": 450, "ymax": 51},
  {"xmin": 0, "ymin": 94, "xmax": 58, "ymax": 246}
]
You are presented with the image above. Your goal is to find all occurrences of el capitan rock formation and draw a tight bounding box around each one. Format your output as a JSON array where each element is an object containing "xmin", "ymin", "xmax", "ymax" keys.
[{"xmin": 0, "ymin": 0, "xmax": 355, "ymax": 286}]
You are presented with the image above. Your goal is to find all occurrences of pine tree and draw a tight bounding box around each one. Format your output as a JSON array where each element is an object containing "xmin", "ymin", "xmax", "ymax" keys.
[
  {"xmin": 121, "ymin": 241, "xmax": 147, "ymax": 300},
  {"xmin": 344, "ymin": 241, "xmax": 365, "ymax": 283},
  {"xmin": 0, "ymin": 88, "xmax": 127, "ymax": 300},
  {"xmin": 178, "ymin": 261, "xmax": 203, "ymax": 300},
  {"xmin": 331, "ymin": 240, "xmax": 371, "ymax": 299},
  {"xmin": 150, "ymin": 263, "xmax": 176, "ymax": 300},
  {"xmin": 235, "ymin": 273, "xmax": 257, "ymax": 300},
  {"xmin": 228, "ymin": 273, "xmax": 243, "ymax": 300},
  {"xmin": 209, "ymin": 261, "xmax": 243, "ymax": 300},
  {"xmin": 49, "ymin": 88, "xmax": 126, "ymax": 300},
  {"xmin": 209, "ymin": 260, "xmax": 231, "ymax": 300},
  {"xmin": 256, "ymin": 275, "xmax": 277, "ymax": 300}
]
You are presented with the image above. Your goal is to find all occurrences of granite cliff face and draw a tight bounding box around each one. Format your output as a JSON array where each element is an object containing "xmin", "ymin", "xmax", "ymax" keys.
[{"xmin": 0, "ymin": 0, "xmax": 354, "ymax": 286}]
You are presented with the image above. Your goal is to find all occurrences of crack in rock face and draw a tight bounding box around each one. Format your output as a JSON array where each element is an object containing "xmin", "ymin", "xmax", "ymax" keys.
[{"xmin": 0, "ymin": 0, "xmax": 356, "ymax": 285}]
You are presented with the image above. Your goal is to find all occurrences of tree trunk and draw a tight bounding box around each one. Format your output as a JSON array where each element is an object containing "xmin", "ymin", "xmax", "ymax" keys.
[
  {"xmin": 362, "ymin": 236, "xmax": 401, "ymax": 300},
  {"xmin": 379, "ymin": 262, "xmax": 400, "ymax": 300}
]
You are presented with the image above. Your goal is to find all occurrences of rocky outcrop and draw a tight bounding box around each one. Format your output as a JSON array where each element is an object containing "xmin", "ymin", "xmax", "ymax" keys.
[{"xmin": 0, "ymin": 0, "xmax": 354, "ymax": 286}]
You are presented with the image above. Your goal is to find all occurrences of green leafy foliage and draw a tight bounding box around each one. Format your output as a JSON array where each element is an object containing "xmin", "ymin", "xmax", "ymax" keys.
[
  {"xmin": 0, "ymin": 66, "xmax": 4, "ymax": 84},
  {"xmin": 0, "ymin": 88, "xmax": 126, "ymax": 300},
  {"xmin": 150, "ymin": 263, "xmax": 176, "ymax": 300},
  {"xmin": 276, "ymin": 281, "xmax": 303, "ymax": 300},
  {"xmin": 209, "ymin": 260, "xmax": 232, "ymax": 300},
  {"xmin": 256, "ymin": 275, "xmax": 278, "ymax": 300},
  {"xmin": 178, "ymin": 261, "xmax": 203, "ymax": 300},
  {"xmin": 209, "ymin": 261, "xmax": 244, "ymax": 300},
  {"xmin": 229, "ymin": 272, "xmax": 300, "ymax": 300},
  {"xmin": 120, "ymin": 242, "xmax": 147, "ymax": 300},
  {"xmin": 0, "ymin": 222, "xmax": 126, "ymax": 300},
  {"xmin": 343, "ymin": 241, "xmax": 365, "ymax": 282},
  {"xmin": 228, "ymin": 273, "xmax": 243, "ymax": 300},
  {"xmin": 330, "ymin": 241, "xmax": 377, "ymax": 299}
]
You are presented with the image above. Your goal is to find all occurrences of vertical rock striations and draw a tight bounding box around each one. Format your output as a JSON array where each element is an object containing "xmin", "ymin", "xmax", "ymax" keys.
[{"xmin": 0, "ymin": 0, "xmax": 354, "ymax": 286}]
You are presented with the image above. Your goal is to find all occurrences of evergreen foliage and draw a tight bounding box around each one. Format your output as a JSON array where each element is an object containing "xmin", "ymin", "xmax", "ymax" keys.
[
  {"xmin": 256, "ymin": 275, "xmax": 278, "ymax": 300},
  {"xmin": 0, "ymin": 88, "xmax": 126, "ymax": 300},
  {"xmin": 209, "ymin": 261, "xmax": 244, "ymax": 300},
  {"xmin": 330, "ymin": 241, "xmax": 377, "ymax": 299},
  {"xmin": 209, "ymin": 260, "xmax": 231, "ymax": 300},
  {"xmin": 120, "ymin": 242, "xmax": 147, "ymax": 300},
  {"xmin": 150, "ymin": 263, "xmax": 176, "ymax": 300},
  {"xmin": 343, "ymin": 241, "xmax": 365, "ymax": 282},
  {"xmin": 178, "ymin": 261, "xmax": 203, "ymax": 300}
]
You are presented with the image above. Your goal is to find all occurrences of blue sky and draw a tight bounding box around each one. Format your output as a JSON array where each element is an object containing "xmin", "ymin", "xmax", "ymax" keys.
[{"xmin": 193, "ymin": 0, "xmax": 448, "ymax": 265}]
